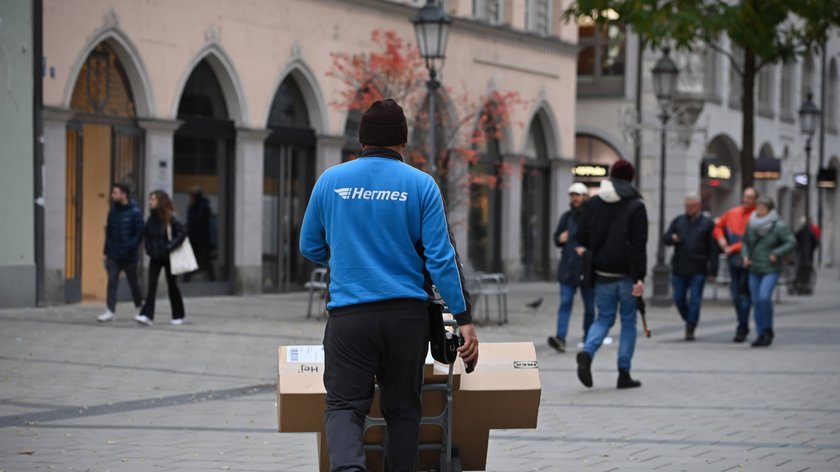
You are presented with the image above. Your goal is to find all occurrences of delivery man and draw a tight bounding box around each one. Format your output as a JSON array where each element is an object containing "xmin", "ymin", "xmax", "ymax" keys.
[{"xmin": 300, "ymin": 99, "xmax": 478, "ymax": 472}]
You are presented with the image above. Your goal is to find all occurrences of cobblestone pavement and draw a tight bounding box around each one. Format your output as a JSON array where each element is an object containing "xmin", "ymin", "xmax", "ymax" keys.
[{"xmin": 1, "ymin": 269, "xmax": 839, "ymax": 471}]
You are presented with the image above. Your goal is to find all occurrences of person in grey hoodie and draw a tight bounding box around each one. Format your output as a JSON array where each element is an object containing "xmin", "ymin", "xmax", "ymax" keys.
[{"xmin": 574, "ymin": 160, "xmax": 648, "ymax": 389}]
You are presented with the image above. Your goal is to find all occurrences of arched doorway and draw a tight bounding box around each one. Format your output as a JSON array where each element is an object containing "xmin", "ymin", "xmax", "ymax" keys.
[
  {"xmin": 66, "ymin": 42, "xmax": 144, "ymax": 302},
  {"xmin": 755, "ymin": 142, "xmax": 775, "ymax": 196},
  {"xmin": 521, "ymin": 112, "xmax": 553, "ymax": 281},
  {"xmin": 468, "ymin": 104, "xmax": 505, "ymax": 273},
  {"xmin": 702, "ymin": 134, "xmax": 740, "ymax": 217},
  {"xmin": 173, "ymin": 59, "xmax": 236, "ymax": 294},
  {"xmin": 262, "ymin": 76, "xmax": 317, "ymax": 292}
]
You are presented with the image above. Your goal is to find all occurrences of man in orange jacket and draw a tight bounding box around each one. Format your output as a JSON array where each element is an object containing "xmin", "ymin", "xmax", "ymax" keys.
[{"xmin": 713, "ymin": 187, "xmax": 757, "ymax": 342}]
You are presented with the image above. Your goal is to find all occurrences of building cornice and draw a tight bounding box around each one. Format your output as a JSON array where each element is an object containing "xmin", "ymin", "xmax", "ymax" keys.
[{"xmin": 327, "ymin": 0, "xmax": 578, "ymax": 57}]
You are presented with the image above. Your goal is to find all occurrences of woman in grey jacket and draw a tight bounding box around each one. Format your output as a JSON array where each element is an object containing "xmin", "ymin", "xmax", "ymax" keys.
[{"xmin": 742, "ymin": 197, "xmax": 796, "ymax": 347}]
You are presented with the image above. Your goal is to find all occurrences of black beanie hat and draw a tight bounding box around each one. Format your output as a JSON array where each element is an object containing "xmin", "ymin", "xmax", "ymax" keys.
[
  {"xmin": 610, "ymin": 159, "xmax": 635, "ymax": 182},
  {"xmin": 359, "ymin": 99, "xmax": 408, "ymax": 146}
]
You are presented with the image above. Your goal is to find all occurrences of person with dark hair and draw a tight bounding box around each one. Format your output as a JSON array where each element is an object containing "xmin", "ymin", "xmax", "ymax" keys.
[
  {"xmin": 742, "ymin": 197, "xmax": 795, "ymax": 347},
  {"xmin": 98, "ymin": 183, "xmax": 144, "ymax": 322},
  {"xmin": 663, "ymin": 194, "xmax": 718, "ymax": 340},
  {"xmin": 184, "ymin": 186, "xmax": 216, "ymax": 282},
  {"xmin": 575, "ymin": 159, "xmax": 648, "ymax": 389},
  {"xmin": 135, "ymin": 190, "xmax": 187, "ymax": 326},
  {"xmin": 713, "ymin": 187, "xmax": 758, "ymax": 342},
  {"xmin": 300, "ymin": 98, "xmax": 478, "ymax": 471},
  {"xmin": 548, "ymin": 182, "xmax": 595, "ymax": 353}
]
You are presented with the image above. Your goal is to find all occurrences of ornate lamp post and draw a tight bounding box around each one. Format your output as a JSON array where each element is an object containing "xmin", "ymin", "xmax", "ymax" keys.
[
  {"xmin": 798, "ymin": 91, "xmax": 820, "ymax": 221},
  {"xmin": 413, "ymin": 0, "xmax": 451, "ymax": 183},
  {"xmin": 650, "ymin": 47, "xmax": 679, "ymax": 306}
]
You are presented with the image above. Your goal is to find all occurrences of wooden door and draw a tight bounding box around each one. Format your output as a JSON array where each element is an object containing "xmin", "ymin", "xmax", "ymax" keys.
[{"xmin": 81, "ymin": 124, "xmax": 112, "ymax": 301}]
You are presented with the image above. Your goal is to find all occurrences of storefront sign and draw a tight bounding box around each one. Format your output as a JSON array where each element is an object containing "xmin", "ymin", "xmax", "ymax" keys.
[
  {"xmin": 701, "ymin": 158, "xmax": 732, "ymax": 181},
  {"xmin": 817, "ymin": 168, "xmax": 837, "ymax": 189},
  {"xmin": 754, "ymin": 157, "xmax": 781, "ymax": 180},
  {"xmin": 571, "ymin": 164, "xmax": 609, "ymax": 179},
  {"xmin": 794, "ymin": 173, "xmax": 809, "ymax": 187}
]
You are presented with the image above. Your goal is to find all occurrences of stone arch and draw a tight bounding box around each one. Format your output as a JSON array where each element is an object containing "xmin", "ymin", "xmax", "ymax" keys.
[
  {"xmin": 171, "ymin": 44, "xmax": 248, "ymax": 126},
  {"xmin": 575, "ymin": 125, "xmax": 629, "ymax": 161},
  {"xmin": 758, "ymin": 142, "xmax": 775, "ymax": 158},
  {"xmin": 703, "ymin": 133, "xmax": 741, "ymax": 216},
  {"xmin": 523, "ymin": 101, "xmax": 560, "ymax": 159},
  {"xmin": 265, "ymin": 59, "xmax": 329, "ymax": 134},
  {"xmin": 63, "ymin": 28, "xmax": 155, "ymax": 117}
]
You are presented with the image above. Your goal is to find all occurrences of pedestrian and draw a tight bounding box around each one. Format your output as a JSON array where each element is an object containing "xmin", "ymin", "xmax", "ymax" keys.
[
  {"xmin": 575, "ymin": 159, "xmax": 647, "ymax": 389},
  {"xmin": 299, "ymin": 98, "xmax": 478, "ymax": 472},
  {"xmin": 663, "ymin": 194, "xmax": 718, "ymax": 341},
  {"xmin": 548, "ymin": 182, "xmax": 595, "ymax": 353},
  {"xmin": 98, "ymin": 183, "xmax": 144, "ymax": 322},
  {"xmin": 135, "ymin": 190, "xmax": 187, "ymax": 326},
  {"xmin": 184, "ymin": 186, "xmax": 216, "ymax": 282},
  {"xmin": 713, "ymin": 187, "xmax": 758, "ymax": 342},
  {"xmin": 793, "ymin": 217, "xmax": 820, "ymax": 294},
  {"xmin": 742, "ymin": 197, "xmax": 796, "ymax": 347}
]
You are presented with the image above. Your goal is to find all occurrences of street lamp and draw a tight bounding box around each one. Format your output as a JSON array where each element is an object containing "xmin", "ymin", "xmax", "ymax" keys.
[
  {"xmin": 413, "ymin": 0, "xmax": 451, "ymax": 183},
  {"xmin": 650, "ymin": 46, "xmax": 679, "ymax": 306},
  {"xmin": 799, "ymin": 91, "xmax": 820, "ymax": 221}
]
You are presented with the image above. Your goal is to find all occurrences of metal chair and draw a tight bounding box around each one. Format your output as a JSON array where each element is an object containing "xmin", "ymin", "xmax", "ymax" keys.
[
  {"xmin": 304, "ymin": 267, "xmax": 328, "ymax": 318},
  {"xmin": 471, "ymin": 273, "xmax": 508, "ymax": 325}
]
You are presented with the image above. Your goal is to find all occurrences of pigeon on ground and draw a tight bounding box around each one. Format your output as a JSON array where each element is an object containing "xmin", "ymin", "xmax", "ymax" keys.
[{"xmin": 526, "ymin": 297, "xmax": 543, "ymax": 310}]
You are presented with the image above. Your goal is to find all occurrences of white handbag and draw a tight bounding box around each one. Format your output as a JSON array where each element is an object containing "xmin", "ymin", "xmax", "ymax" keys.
[{"xmin": 168, "ymin": 225, "xmax": 199, "ymax": 275}]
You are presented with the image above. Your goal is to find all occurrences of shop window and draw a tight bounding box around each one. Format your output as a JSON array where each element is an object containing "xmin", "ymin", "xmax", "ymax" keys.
[{"xmin": 577, "ymin": 16, "xmax": 626, "ymax": 96}]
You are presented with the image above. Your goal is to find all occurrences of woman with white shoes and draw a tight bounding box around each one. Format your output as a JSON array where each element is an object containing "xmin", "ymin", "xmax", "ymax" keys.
[{"xmin": 135, "ymin": 190, "xmax": 187, "ymax": 326}]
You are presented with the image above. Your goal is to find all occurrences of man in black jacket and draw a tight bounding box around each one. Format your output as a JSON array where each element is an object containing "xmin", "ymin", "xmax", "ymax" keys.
[
  {"xmin": 575, "ymin": 160, "xmax": 647, "ymax": 389},
  {"xmin": 664, "ymin": 194, "xmax": 718, "ymax": 341},
  {"xmin": 184, "ymin": 187, "xmax": 216, "ymax": 282},
  {"xmin": 548, "ymin": 182, "xmax": 595, "ymax": 353},
  {"xmin": 98, "ymin": 183, "xmax": 144, "ymax": 322}
]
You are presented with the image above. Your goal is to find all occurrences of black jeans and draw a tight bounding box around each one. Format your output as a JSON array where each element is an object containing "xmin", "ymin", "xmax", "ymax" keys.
[
  {"xmin": 105, "ymin": 258, "xmax": 143, "ymax": 313},
  {"xmin": 140, "ymin": 258, "xmax": 185, "ymax": 320},
  {"xmin": 323, "ymin": 301, "xmax": 429, "ymax": 472},
  {"xmin": 184, "ymin": 242, "xmax": 215, "ymax": 282}
]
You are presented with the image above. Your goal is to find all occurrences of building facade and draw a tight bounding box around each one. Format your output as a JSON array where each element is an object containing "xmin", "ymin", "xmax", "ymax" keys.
[
  {"xmin": 574, "ymin": 22, "xmax": 840, "ymax": 276},
  {"xmin": 34, "ymin": 0, "xmax": 579, "ymax": 305}
]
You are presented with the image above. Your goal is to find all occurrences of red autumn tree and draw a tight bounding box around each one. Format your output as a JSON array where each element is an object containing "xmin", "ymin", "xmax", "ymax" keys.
[{"xmin": 328, "ymin": 30, "xmax": 526, "ymax": 218}]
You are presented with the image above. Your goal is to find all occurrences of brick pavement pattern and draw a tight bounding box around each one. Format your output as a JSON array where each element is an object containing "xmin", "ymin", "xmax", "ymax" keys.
[{"xmin": 1, "ymin": 270, "xmax": 839, "ymax": 471}]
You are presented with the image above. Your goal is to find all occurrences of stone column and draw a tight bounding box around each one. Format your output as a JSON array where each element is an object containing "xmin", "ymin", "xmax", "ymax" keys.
[
  {"xmin": 501, "ymin": 154, "xmax": 523, "ymax": 281},
  {"xmin": 233, "ymin": 128, "xmax": 271, "ymax": 295},
  {"xmin": 138, "ymin": 119, "xmax": 182, "ymax": 208},
  {"xmin": 42, "ymin": 107, "xmax": 74, "ymax": 304},
  {"xmin": 316, "ymin": 134, "xmax": 344, "ymax": 176}
]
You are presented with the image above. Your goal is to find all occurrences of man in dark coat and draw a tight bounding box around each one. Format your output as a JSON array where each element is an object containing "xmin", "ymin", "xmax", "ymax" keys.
[
  {"xmin": 575, "ymin": 160, "xmax": 647, "ymax": 389},
  {"xmin": 185, "ymin": 187, "xmax": 216, "ymax": 281},
  {"xmin": 548, "ymin": 182, "xmax": 594, "ymax": 353},
  {"xmin": 98, "ymin": 183, "xmax": 144, "ymax": 322},
  {"xmin": 663, "ymin": 194, "xmax": 718, "ymax": 341}
]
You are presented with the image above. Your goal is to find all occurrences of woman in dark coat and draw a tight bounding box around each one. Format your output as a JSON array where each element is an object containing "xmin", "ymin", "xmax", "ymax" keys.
[{"xmin": 135, "ymin": 190, "xmax": 187, "ymax": 326}]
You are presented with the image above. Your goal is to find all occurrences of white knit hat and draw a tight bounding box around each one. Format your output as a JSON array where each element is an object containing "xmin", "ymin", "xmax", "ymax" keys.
[{"xmin": 568, "ymin": 182, "xmax": 588, "ymax": 195}]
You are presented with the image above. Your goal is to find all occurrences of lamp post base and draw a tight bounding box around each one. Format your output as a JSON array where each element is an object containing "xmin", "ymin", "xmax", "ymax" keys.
[{"xmin": 651, "ymin": 262, "xmax": 671, "ymax": 307}]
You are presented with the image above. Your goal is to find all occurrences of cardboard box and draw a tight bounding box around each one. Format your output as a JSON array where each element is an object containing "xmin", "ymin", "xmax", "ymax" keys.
[{"xmin": 453, "ymin": 342, "xmax": 541, "ymax": 430}]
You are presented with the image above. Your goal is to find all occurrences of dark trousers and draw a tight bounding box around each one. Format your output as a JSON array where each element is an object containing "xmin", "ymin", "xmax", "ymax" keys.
[
  {"xmin": 671, "ymin": 273, "xmax": 706, "ymax": 327},
  {"xmin": 184, "ymin": 242, "xmax": 215, "ymax": 282},
  {"xmin": 105, "ymin": 258, "xmax": 143, "ymax": 313},
  {"xmin": 140, "ymin": 258, "xmax": 185, "ymax": 320},
  {"xmin": 322, "ymin": 302, "xmax": 429, "ymax": 472},
  {"xmin": 728, "ymin": 264, "xmax": 752, "ymax": 334}
]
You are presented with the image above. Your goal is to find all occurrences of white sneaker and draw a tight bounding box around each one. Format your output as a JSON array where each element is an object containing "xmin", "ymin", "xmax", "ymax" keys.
[
  {"xmin": 97, "ymin": 310, "xmax": 115, "ymax": 322},
  {"xmin": 134, "ymin": 314, "xmax": 153, "ymax": 326},
  {"xmin": 604, "ymin": 336, "xmax": 614, "ymax": 345},
  {"xmin": 170, "ymin": 319, "xmax": 184, "ymax": 326}
]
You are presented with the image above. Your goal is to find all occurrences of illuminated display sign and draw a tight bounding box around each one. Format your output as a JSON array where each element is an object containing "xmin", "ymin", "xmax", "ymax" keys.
[
  {"xmin": 817, "ymin": 168, "xmax": 837, "ymax": 189},
  {"xmin": 794, "ymin": 173, "xmax": 809, "ymax": 187},
  {"xmin": 571, "ymin": 164, "xmax": 609, "ymax": 178},
  {"xmin": 702, "ymin": 158, "xmax": 732, "ymax": 180},
  {"xmin": 754, "ymin": 157, "xmax": 781, "ymax": 180}
]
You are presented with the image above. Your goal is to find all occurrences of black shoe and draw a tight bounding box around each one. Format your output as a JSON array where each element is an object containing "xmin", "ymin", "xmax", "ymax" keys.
[
  {"xmin": 547, "ymin": 336, "xmax": 566, "ymax": 353},
  {"xmin": 733, "ymin": 330, "xmax": 748, "ymax": 343},
  {"xmin": 751, "ymin": 332, "xmax": 772, "ymax": 347},
  {"xmin": 685, "ymin": 324, "xmax": 696, "ymax": 341},
  {"xmin": 767, "ymin": 328, "xmax": 775, "ymax": 340},
  {"xmin": 576, "ymin": 351, "xmax": 593, "ymax": 388},
  {"xmin": 617, "ymin": 369, "xmax": 641, "ymax": 389}
]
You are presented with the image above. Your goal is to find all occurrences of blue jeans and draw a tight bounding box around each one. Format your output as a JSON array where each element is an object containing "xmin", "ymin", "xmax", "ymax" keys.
[
  {"xmin": 583, "ymin": 278, "xmax": 637, "ymax": 371},
  {"xmin": 671, "ymin": 273, "xmax": 706, "ymax": 327},
  {"xmin": 728, "ymin": 264, "xmax": 752, "ymax": 334},
  {"xmin": 555, "ymin": 283, "xmax": 595, "ymax": 340},
  {"xmin": 748, "ymin": 271, "xmax": 779, "ymax": 336}
]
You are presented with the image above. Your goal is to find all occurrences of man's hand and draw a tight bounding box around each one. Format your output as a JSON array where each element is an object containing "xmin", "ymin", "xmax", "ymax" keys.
[
  {"xmin": 769, "ymin": 254, "xmax": 777, "ymax": 263},
  {"xmin": 559, "ymin": 231, "xmax": 569, "ymax": 244},
  {"xmin": 724, "ymin": 245, "xmax": 737, "ymax": 256},
  {"xmin": 575, "ymin": 246, "xmax": 586, "ymax": 256},
  {"xmin": 717, "ymin": 237, "xmax": 728, "ymax": 251},
  {"xmin": 632, "ymin": 280, "xmax": 644, "ymax": 297},
  {"xmin": 743, "ymin": 256, "xmax": 751, "ymax": 268},
  {"xmin": 672, "ymin": 233, "xmax": 681, "ymax": 243},
  {"xmin": 458, "ymin": 323, "xmax": 478, "ymax": 369}
]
